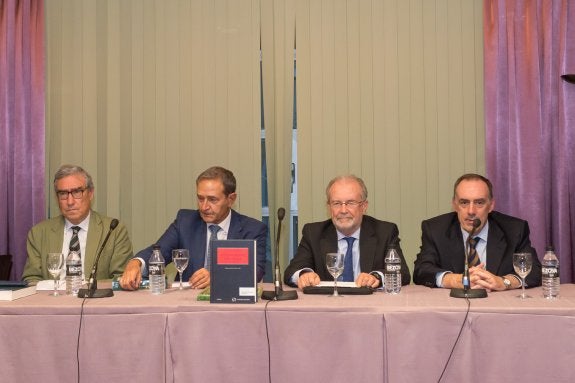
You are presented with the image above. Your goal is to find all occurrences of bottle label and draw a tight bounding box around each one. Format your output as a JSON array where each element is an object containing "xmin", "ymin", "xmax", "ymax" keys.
[
  {"xmin": 66, "ymin": 264, "xmax": 82, "ymax": 276},
  {"xmin": 385, "ymin": 264, "xmax": 401, "ymax": 273},
  {"xmin": 542, "ymin": 266, "xmax": 558, "ymax": 278},
  {"xmin": 149, "ymin": 264, "xmax": 164, "ymax": 276}
]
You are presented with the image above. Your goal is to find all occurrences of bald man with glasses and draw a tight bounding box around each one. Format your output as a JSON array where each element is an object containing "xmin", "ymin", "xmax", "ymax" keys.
[{"xmin": 284, "ymin": 175, "xmax": 411, "ymax": 289}]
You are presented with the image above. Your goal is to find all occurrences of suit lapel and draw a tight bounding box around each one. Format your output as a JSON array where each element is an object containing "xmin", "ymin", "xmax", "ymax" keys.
[
  {"xmin": 486, "ymin": 218, "xmax": 506, "ymax": 273},
  {"xmin": 447, "ymin": 217, "xmax": 466, "ymax": 273},
  {"xmin": 85, "ymin": 212, "xmax": 103, "ymax": 276},
  {"xmin": 49, "ymin": 217, "xmax": 65, "ymax": 253},
  {"xmin": 359, "ymin": 222, "xmax": 377, "ymax": 272}
]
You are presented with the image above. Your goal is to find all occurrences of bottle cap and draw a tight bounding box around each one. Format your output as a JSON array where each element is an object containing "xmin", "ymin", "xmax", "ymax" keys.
[{"xmin": 545, "ymin": 245, "xmax": 554, "ymax": 252}]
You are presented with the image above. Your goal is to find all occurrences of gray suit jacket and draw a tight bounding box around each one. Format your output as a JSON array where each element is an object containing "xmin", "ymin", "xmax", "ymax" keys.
[
  {"xmin": 284, "ymin": 215, "xmax": 411, "ymax": 286},
  {"xmin": 22, "ymin": 211, "xmax": 133, "ymax": 283},
  {"xmin": 413, "ymin": 211, "xmax": 542, "ymax": 288}
]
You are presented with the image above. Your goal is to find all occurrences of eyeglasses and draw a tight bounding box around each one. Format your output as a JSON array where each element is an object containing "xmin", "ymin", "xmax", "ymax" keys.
[
  {"xmin": 328, "ymin": 200, "xmax": 365, "ymax": 209},
  {"xmin": 56, "ymin": 188, "xmax": 87, "ymax": 200}
]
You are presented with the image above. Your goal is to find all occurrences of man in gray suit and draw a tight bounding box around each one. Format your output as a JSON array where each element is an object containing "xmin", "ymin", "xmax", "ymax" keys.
[
  {"xmin": 284, "ymin": 175, "xmax": 411, "ymax": 289},
  {"xmin": 22, "ymin": 164, "xmax": 133, "ymax": 284},
  {"xmin": 413, "ymin": 173, "xmax": 541, "ymax": 291}
]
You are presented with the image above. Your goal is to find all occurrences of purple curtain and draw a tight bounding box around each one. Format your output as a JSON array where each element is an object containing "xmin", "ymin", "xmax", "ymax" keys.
[
  {"xmin": 0, "ymin": 0, "xmax": 45, "ymax": 280},
  {"xmin": 484, "ymin": 0, "xmax": 575, "ymax": 282}
]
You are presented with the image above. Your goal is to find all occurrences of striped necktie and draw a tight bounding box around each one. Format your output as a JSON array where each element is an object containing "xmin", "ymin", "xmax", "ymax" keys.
[
  {"xmin": 468, "ymin": 236, "xmax": 480, "ymax": 267},
  {"xmin": 69, "ymin": 226, "xmax": 81, "ymax": 254}
]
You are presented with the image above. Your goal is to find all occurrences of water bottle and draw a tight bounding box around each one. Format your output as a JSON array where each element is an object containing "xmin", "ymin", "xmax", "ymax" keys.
[
  {"xmin": 542, "ymin": 245, "xmax": 559, "ymax": 299},
  {"xmin": 384, "ymin": 245, "xmax": 402, "ymax": 294},
  {"xmin": 149, "ymin": 244, "xmax": 165, "ymax": 295},
  {"xmin": 65, "ymin": 251, "xmax": 82, "ymax": 296}
]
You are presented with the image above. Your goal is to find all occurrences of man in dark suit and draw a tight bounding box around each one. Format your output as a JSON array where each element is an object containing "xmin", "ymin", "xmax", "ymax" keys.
[
  {"xmin": 413, "ymin": 173, "xmax": 541, "ymax": 290},
  {"xmin": 120, "ymin": 166, "xmax": 267, "ymax": 290},
  {"xmin": 284, "ymin": 175, "xmax": 410, "ymax": 289}
]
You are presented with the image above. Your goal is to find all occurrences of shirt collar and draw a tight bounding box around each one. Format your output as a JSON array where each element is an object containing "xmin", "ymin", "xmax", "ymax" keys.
[
  {"xmin": 65, "ymin": 212, "xmax": 91, "ymax": 232},
  {"xmin": 461, "ymin": 220, "xmax": 489, "ymax": 243},
  {"xmin": 337, "ymin": 227, "xmax": 361, "ymax": 241},
  {"xmin": 208, "ymin": 210, "xmax": 232, "ymax": 234}
]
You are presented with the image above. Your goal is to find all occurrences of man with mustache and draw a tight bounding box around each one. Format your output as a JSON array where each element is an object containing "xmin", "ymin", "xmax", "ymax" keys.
[
  {"xmin": 284, "ymin": 175, "xmax": 410, "ymax": 289},
  {"xmin": 413, "ymin": 173, "xmax": 542, "ymax": 291},
  {"xmin": 120, "ymin": 166, "xmax": 267, "ymax": 290}
]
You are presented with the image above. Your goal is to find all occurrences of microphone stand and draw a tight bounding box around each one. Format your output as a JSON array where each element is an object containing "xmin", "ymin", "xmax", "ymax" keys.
[
  {"xmin": 261, "ymin": 208, "xmax": 298, "ymax": 301},
  {"xmin": 78, "ymin": 219, "xmax": 118, "ymax": 298},
  {"xmin": 450, "ymin": 219, "xmax": 487, "ymax": 299}
]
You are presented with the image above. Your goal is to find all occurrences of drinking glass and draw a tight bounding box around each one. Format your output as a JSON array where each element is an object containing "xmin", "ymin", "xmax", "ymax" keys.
[
  {"xmin": 172, "ymin": 249, "xmax": 190, "ymax": 290},
  {"xmin": 513, "ymin": 252, "xmax": 532, "ymax": 299},
  {"xmin": 326, "ymin": 252, "xmax": 345, "ymax": 297},
  {"xmin": 46, "ymin": 252, "xmax": 64, "ymax": 297}
]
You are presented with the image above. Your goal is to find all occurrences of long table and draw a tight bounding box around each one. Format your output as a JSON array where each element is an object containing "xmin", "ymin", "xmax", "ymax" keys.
[{"xmin": 1, "ymin": 284, "xmax": 574, "ymax": 382}]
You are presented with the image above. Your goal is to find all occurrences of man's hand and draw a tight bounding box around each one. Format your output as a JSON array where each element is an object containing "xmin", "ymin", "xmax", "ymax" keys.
[
  {"xmin": 189, "ymin": 268, "xmax": 210, "ymax": 289},
  {"xmin": 356, "ymin": 272, "xmax": 380, "ymax": 288},
  {"xmin": 119, "ymin": 259, "xmax": 142, "ymax": 290},
  {"xmin": 469, "ymin": 264, "xmax": 507, "ymax": 291},
  {"xmin": 297, "ymin": 271, "xmax": 320, "ymax": 289}
]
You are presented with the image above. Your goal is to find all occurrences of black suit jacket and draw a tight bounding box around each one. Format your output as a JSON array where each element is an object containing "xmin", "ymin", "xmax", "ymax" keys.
[
  {"xmin": 284, "ymin": 215, "xmax": 411, "ymax": 287},
  {"xmin": 413, "ymin": 211, "xmax": 541, "ymax": 288}
]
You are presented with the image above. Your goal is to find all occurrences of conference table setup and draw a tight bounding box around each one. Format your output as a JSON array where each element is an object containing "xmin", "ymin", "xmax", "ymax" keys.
[{"xmin": 1, "ymin": 283, "xmax": 574, "ymax": 383}]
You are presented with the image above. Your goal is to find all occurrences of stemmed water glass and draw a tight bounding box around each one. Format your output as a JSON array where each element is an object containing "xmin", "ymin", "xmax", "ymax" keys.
[
  {"xmin": 172, "ymin": 249, "xmax": 190, "ymax": 290},
  {"xmin": 46, "ymin": 252, "xmax": 64, "ymax": 297},
  {"xmin": 326, "ymin": 252, "xmax": 345, "ymax": 297},
  {"xmin": 513, "ymin": 252, "xmax": 532, "ymax": 299}
]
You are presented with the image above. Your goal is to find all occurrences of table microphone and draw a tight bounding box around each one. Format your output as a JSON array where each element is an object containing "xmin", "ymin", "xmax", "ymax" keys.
[
  {"xmin": 78, "ymin": 219, "xmax": 119, "ymax": 298},
  {"xmin": 261, "ymin": 208, "xmax": 298, "ymax": 301},
  {"xmin": 450, "ymin": 218, "xmax": 487, "ymax": 299}
]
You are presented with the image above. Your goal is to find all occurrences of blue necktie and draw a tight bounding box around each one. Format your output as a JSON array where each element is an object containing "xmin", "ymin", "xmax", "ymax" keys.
[
  {"xmin": 206, "ymin": 225, "xmax": 221, "ymax": 271},
  {"xmin": 341, "ymin": 237, "xmax": 355, "ymax": 282},
  {"xmin": 468, "ymin": 236, "xmax": 480, "ymax": 267}
]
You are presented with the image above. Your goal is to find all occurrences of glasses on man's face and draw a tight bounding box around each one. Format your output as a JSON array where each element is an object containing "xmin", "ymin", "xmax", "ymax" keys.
[
  {"xmin": 56, "ymin": 188, "xmax": 86, "ymax": 200},
  {"xmin": 329, "ymin": 200, "xmax": 365, "ymax": 209}
]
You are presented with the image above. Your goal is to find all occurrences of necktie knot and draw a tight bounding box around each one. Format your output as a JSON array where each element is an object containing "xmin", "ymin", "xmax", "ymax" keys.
[
  {"xmin": 209, "ymin": 225, "xmax": 221, "ymax": 237},
  {"xmin": 205, "ymin": 225, "xmax": 222, "ymax": 271},
  {"xmin": 469, "ymin": 236, "xmax": 480, "ymax": 249}
]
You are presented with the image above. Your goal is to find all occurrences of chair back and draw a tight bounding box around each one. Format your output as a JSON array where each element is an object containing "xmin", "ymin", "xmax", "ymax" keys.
[{"xmin": 0, "ymin": 254, "xmax": 13, "ymax": 280}]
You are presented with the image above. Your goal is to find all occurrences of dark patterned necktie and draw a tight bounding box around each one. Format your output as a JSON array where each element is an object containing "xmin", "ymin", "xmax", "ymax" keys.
[
  {"xmin": 468, "ymin": 236, "xmax": 480, "ymax": 267},
  {"xmin": 206, "ymin": 225, "xmax": 221, "ymax": 271},
  {"xmin": 341, "ymin": 237, "xmax": 355, "ymax": 282},
  {"xmin": 69, "ymin": 226, "xmax": 81, "ymax": 254}
]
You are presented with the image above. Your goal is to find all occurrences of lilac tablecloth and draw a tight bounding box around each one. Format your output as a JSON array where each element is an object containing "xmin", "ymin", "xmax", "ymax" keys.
[{"xmin": 1, "ymin": 284, "xmax": 574, "ymax": 382}]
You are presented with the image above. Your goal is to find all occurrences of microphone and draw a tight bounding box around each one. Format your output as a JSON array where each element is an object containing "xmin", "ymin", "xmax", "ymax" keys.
[
  {"xmin": 78, "ymin": 219, "xmax": 119, "ymax": 298},
  {"xmin": 261, "ymin": 208, "xmax": 298, "ymax": 301},
  {"xmin": 450, "ymin": 218, "xmax": 487, "ymax": 299}
]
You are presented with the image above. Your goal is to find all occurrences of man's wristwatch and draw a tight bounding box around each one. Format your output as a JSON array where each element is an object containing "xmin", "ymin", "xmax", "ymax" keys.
[{"xmin": 502, "ymin": 277, "xmax": 512, "ymax": 290}]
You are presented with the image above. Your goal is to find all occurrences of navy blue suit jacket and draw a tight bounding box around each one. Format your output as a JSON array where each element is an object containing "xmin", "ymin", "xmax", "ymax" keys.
[
  {"xmin": 413, "ymin": 211, "xmax": 542, "ymax": 288},
  {"xmin": 137, "ymin": 209, "xmax": 267, "ymax": 282}
]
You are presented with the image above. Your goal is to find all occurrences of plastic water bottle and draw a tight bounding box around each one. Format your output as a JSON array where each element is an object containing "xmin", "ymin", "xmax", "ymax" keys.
[
  {"xmin": 542, "ymin": 245, "xmax": 559, "ymax": 299},
  {"xmin": 65, "ymin": 251, "xmax": 82, "ymax": 296},
  {"xmin": 149, "ymin": 244, "xmax": 165, "ymax": 295},
  {"xmin": 384, "ymin": 246, "xmax": 402, "ymax": 294}
]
